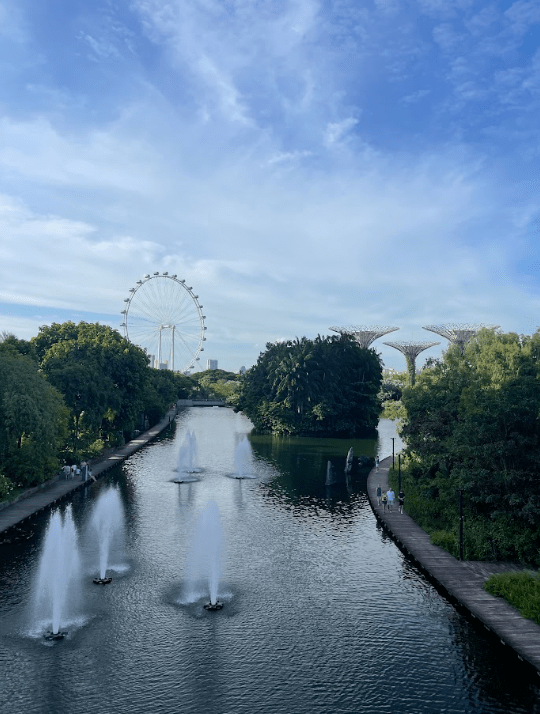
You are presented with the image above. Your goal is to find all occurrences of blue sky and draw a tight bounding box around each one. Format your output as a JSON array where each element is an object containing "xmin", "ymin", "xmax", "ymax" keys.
[{"xmin": 1, "ymin": 0, "xmax": 539, "ymax": 372}]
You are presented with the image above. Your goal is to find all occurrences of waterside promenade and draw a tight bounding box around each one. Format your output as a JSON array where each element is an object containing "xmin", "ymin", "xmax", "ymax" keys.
[
  {"xmin": 0, "ymin": 406, "xmax": 178, "ymax": 536},
  {"xmin": 367, "ymin": 455, "xmax": 540, "ymax": 676}
]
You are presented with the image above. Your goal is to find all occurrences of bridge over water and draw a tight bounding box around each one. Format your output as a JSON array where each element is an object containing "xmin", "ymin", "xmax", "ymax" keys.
[{"xmin": 176, "ymin": 399, "xmax": 227, "ymax": 407}]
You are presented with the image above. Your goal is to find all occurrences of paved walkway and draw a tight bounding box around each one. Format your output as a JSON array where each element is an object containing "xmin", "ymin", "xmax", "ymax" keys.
[
  {"xmin": 367, "ymin": 455, "xmax": 540, "ymax": 676},
  {"xmin": 0, "ymin": 407, "xmax": 177, "ymax": 536}
]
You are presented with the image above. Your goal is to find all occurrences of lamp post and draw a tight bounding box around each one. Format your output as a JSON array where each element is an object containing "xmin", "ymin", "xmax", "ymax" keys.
[
  {"xmin": 391, "ymin": 438, "xmax": 395, "ymax": 469},
  {"xmin": 398, "ymin": 453, "xmax": 401, "ymax": 493},
  {"xmin": 73, "ymin": 392, "xmax": 81, "ymax": 452},
  {"xmin": 457, "ymin": 489, "xmax": 464, "ymax": 561}
]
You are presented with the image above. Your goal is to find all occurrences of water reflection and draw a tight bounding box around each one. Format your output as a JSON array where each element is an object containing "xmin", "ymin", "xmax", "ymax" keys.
[{"xmin": 1, "ymin": 412, "xmax": 540, "ymax": 714}]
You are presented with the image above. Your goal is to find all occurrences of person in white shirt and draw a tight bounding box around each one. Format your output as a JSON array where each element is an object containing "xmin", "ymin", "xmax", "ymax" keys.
[{"xmin": 387, "ymin": 488, "xmax": 395, "ymax": 512}]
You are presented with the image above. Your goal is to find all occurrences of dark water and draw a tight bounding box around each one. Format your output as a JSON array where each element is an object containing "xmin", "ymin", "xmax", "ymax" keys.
[{"xmin": 0, "ymin": 410, "xmax": 539, "ymax": 714}]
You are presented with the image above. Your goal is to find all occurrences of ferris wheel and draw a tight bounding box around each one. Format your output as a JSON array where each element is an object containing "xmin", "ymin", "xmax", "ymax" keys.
[{"xmin": 120, "ymin": 272, "xmax": 206, "ymax": 373}]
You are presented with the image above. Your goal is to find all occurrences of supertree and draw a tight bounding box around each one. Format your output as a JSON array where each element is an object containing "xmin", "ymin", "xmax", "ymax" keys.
[
  {"xmin": 422, "ymin": 324, "xmax": 500, "ymax": 355},
  {"xmin": 329, "ymin": 325, "xmax": 399, "ymax": 349},
  {"xmin": 382, "ymin": 341, "xmax": 440, "ymax": 386}
]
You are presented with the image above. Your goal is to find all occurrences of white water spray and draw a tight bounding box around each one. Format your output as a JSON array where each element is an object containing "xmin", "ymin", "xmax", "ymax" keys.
[
  {"xmin": 90, "ymin": 487, "xmax": 125, "ymax": 580},
  {"xmin": 182, "ymin": 499, "xmax": 223, "ymax": 606},
  {"xmin": 232, "ymin": 437, "xmax": 255, "ymax": 478},
  {"xmin": 174, "ymin": 431, "xmax": 201, "ymax": 481},
  {"xmin": 32, "ymin": 507, "xmax": 82, "ymax": 636}
]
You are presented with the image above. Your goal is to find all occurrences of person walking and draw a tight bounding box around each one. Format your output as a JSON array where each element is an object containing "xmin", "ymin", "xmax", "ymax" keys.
[
  {"xmin": 387, "ymin": 488, "xmax": 395, "ymax": 512},
  {"xmin": 381, "ymin": 491, "xmax": 388, "ymax": 512},
  {"xmin": 398, "ymin": 489, "xmax": 405, "ymax": 514},
  {"xmin": 375, "ymin": 455, "xmax": 379, "ymax": 472},
  {"xmin": 376, "ymin": 484, "xmax": 382, "ymax": 506}
]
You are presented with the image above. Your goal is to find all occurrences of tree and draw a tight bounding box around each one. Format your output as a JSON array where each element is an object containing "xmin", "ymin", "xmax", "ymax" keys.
[
  {"xmin": 143, "ymin": 369, "xmax": 180, "ymax": 426},
  {"xmin": 33, "ymin": 322, "xmax": 150, "ymax": 449},
  {"xmin": 238, "ymin": 334, "xmax": 382, "ymax": 436},
  {"xmin": 0, "ymin": 350, "xmax": 68, "ymax": 490},
  {"xmin": 399, "ymin": 328, "xmax": 540, "ymax": 562},
  {"xmin": 0, "ymin": 331, "xmax": 37, "ymax": 361}
]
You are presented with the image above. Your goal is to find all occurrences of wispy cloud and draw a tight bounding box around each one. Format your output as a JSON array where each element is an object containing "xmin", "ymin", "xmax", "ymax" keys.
[{"xmin": 0, "ymin": 0, "xmax": 539, "ymax": 370}]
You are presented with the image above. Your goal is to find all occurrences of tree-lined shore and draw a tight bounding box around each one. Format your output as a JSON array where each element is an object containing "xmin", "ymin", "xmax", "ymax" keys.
[
  {"xmin": 390, "ymin": 328, "xmax": 540, "ymax": 567},
  {"xmin": 0, "ymin": 323, "xmax": 196, "ymax": 499}
]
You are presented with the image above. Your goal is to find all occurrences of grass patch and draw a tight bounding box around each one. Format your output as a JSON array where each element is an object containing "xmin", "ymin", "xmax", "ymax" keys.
[{"xmin": 484, "ymin": 572, "xmax": 540, "ymax": 625}]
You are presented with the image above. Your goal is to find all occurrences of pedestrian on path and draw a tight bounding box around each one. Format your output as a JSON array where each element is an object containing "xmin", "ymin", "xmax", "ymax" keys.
[
  {"xmin": 381, "ymin": 491, "xmax": 388, "ymax": 512},
  {"xmin": 387, "ymin": 488, "xmax": 395, "ymax": 512},
  {"xmin": 376, "ymin": 484, "xmax": 382, "ymax": 505},
  {"xmin": 375, "ymin": 456, "xmax": 379, "ymax": 471},
  {"xmin": 398, "ymin": 489, "xmax": 405, "ymax": 514}
]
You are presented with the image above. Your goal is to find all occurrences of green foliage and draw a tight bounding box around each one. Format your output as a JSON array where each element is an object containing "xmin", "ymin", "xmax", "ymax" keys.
[
  {"xmin": 0, "ymin": 350, "xmax": 68, "ymax": 488},
  {"xmin": 394, "ymin": 329, "xmax": 540, "ymax": 565},
  {"xmin": 143, "ymin": 369, "xmax": 179, "ymax": 426},
  {"xmin": 380, "ymin": 400, "xmax": 406, "ymax": 420},
  {"xmin": 190, "ymin": 369, "xmax": 241, "ymax": 405},
  {"xmin": 389, "ymin": 458, "xmax": 540, "ymax": 564},
  {"xmin": 379, "ymin": 370, "xmax": 407, "ymax": 400},
  {"xmin": 484, "ymin": 572, "xmax": 540, "ymax": 625},
  {"xmin": 238, "ymin": 335, "xmax": 382, "ymax": 436},
  {"xmin": 34, "ymin": 321, "xmax": 150, "ymax": 446},
  {"xmin": 430, "ymin": 529, "xmax": 459, "ymax": 556},
  {"xmin": 0, "ymin": 472, "xmax": 15, "ymax": 500},
  {"xmin": 0, "ymin": 331, "xmax": 37, "ymax": 361},
  {"xmin": 173, "ymin": 372, "xmax": 194, "ymax": 400},
  {"xmin": 0, "ymin": 321, "xmax": 185, "ymax": 496}
]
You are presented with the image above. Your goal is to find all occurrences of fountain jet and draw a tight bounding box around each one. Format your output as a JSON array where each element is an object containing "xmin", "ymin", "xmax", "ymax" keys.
[
  {"xmin": 90, "ymin": 487, "xmax": 125, "ymax": 584},
  {"xmin": 173, "ymin": 431, "xmax": 201, "ymax": 482},
  {"xmin": 232, "ymin": 437, "xmax": 255, "ymax": 479},
  {"xmin": 33, "ymin": 507, "xmax": 82, "ymax": 639},
  {"xmin": 183, "ymin": 499, "xmax": 224, "ymax": 610}
]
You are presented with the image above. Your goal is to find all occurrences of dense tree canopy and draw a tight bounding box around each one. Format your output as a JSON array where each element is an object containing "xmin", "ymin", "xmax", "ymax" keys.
[
  {"xmin": 0, "ymin": 343, "xmax": 68, "ymax": 493},
  {"xmin": 0, "ymin": 322, "xmax": 193, "ymax": 497},
  {"xmin": 35, "ymin": 322, "xmax": 150, "ymax": 447},
  {"xmin": 399, "ymin": 328, "xmax": 540, "ymax": 563},
  {"xmin": 238, "ymin": 335, "xmax": 382, "ymax": 436},
  {"xmin": 190, "ymin": 369, "xmax": 241, "ymax": 405}
]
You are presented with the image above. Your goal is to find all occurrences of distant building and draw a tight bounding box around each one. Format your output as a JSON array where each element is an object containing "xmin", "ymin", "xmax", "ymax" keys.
[
  {"xmin": 207, "ymin": 359, "xmax": 218, "ymax": 370},
  {"xmin": 239, "ymin": 366, "xmax": 246, "ymax": 374}
]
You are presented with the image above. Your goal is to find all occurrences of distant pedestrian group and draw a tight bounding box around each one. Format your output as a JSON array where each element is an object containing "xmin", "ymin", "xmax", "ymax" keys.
[{"xmin": 376, "ymin": 485, "xmax": 405, "ymax": 514}]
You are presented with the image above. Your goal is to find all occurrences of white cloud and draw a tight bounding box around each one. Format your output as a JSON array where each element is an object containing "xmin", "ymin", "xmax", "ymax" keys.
[
  {"xmin": 324, "ymin": 117, "xmax": 359, "ymax": 146},
  {"xmin": 0, "ymin": 0, "xmax": 539, "ymax": 372},
  {"xmin": 196, "ymin": 55, "xmax": 253, "ymax": 125}
]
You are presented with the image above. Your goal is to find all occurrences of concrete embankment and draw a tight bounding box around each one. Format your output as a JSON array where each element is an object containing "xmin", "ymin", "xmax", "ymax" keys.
[
  {"xmin": 0, "ymin": 406, "xmax": 178, "ymax": 536},
  {"xmin": 367, "ymin": 455, "xmax": 540, "ymax": 676}
]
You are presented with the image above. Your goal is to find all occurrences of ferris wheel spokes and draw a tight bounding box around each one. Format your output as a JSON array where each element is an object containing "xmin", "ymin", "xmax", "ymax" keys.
[{"xmin": 121, "ymin": 273, "xmax": 206, "ymax": 373}]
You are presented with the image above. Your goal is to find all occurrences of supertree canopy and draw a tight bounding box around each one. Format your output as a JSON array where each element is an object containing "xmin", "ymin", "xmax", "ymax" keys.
[
  {"xmin": 383, "ymin": 340, "xmax": 440, "ymax": 385},
  {"xmin": 422, "ymin": 324, "xmax": 500, "ymax": 354},
  {"xmin": 329, "ymin": 325, "xmax": 399, "ymax": 349}
]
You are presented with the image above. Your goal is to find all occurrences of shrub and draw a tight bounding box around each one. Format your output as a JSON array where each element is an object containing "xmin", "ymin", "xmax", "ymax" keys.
[
  {"xmin": 0, "ymin": 473, "xmax": 14, "ymax": 500},
  {"xmin": 431, "ymin": 529, "xmax": 458, "ymax": 556},
  {"xmin": 484, "ymin": 572, "xmax": 540, "ymax": 625}
]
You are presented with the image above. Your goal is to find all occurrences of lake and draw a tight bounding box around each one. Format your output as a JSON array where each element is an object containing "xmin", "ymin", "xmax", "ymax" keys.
[{"xmin": 0, "ymin": 409, "xmax": 539, "ymax": 714}]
